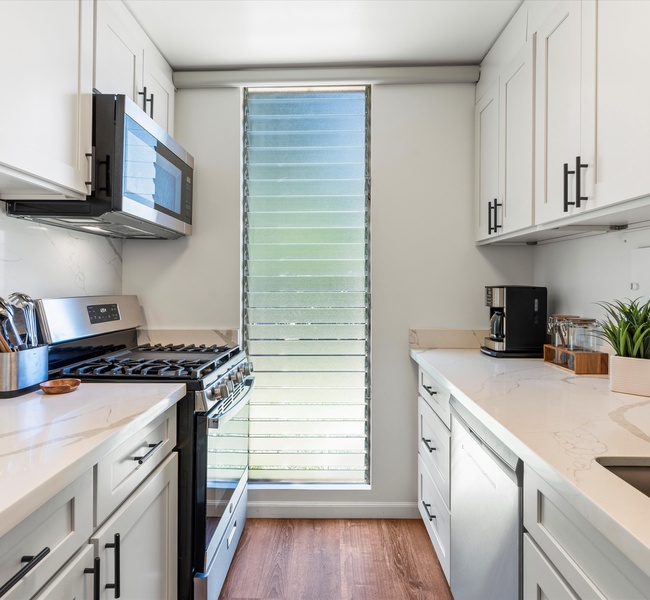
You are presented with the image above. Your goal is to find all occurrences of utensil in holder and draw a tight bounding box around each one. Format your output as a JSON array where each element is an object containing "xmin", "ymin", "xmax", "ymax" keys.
[{"xmin": 0, "ymin": 345, "xmax": 48, "ymax": 398}]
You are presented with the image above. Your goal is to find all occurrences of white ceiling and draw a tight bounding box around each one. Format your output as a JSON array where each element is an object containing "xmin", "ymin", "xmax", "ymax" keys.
[{"xmin": 122, "ymin": 0, "xmax": 523, "ymax": 71}]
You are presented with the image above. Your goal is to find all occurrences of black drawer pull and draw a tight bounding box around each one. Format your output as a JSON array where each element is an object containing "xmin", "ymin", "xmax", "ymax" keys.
[
  {"xmin": 84, "ymin": 557, "xmax": 100, "ymax": 600},
  {"xmin": 133, "ymin": 440, "xmax": 164, "ymax": 465},
  {"xmin": 421, "ymin": 501, "xmax": 436, "ymax": 522},
  {"xmin": 421, "ymin": 438, "xmax": 436, "ymax": 453},
  {"xmin": 106, "ymin": 533, "xmax": 121, "ymax": 598},
  {"xmin": 563, "ymin": 162, "xmax": 576, "ymax": 211},
  {"xmin": 0, "ymin": 547, "xmax": 50, "ymax": 597},
  {"xmin": 422, "ymin": 384, "xmax": 437, "ymax": 396},
  {"xmin": 575, "ymin": 155, "xmax": 588, "ymax": 208}
]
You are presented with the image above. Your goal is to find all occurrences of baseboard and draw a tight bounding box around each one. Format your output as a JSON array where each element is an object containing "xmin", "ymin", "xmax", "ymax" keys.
[{"xmin": 246, "ymin": 501, "xmax": 419, "ymax": 519}]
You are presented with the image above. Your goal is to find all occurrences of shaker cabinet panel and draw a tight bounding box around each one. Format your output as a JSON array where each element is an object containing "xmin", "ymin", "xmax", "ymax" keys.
[
  {"xmin": 534, "ymin": 0, "xmax": 583, "ymax": 223},
  {"xmin": 523, "ymin": 535, "xmax": 580, "ymax": 600},
  {"xmin": 499, "ymin": 39, "xmax": 534, "ymax": 233},
  {"xmin": 474, "ymin": 82, "xmax": 500, "ymax": 241},
  {"xmin": 0, "ymin": 0, "xmax": 93, "ymax": 199},
  {"xmin": 95, "ymin": 0, "xmax": 175, "ymax": 134},
  {"xmin": 91, "ymin": 453, "xmax": 178, "ymax": 600},
  {"xmin": 585, "ymin": 0, "xmax": 650, "ymax": 209},
  {"xmin": 32, "ymin": 545, "xmax": 96, "ymax": 600}
]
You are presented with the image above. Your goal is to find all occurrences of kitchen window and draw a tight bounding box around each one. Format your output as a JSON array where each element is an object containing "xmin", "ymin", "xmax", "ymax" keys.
[{"xmin": 243, "ymin": 86, "xmax": 370, "ymax": 484}]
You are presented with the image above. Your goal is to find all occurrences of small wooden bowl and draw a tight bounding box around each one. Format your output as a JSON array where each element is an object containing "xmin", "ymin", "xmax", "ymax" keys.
[{"xmin": 40, "ymin": 379, "xmax": 82, "ymax": 395}]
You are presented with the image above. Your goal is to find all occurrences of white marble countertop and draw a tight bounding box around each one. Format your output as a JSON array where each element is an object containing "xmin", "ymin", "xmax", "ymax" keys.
[
  {"xmin": 0, "ymin": 381, "xmax": 186, "ymax": 538},
  {"xmin": 410, "ymin": 348, "xmax": 650, "ymax": 577}
]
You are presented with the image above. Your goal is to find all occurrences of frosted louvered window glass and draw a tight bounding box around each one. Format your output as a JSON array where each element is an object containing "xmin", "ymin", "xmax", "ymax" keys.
[{"xmin": 243, "ymin": 87, "xmax": 370, "ymax": 484}]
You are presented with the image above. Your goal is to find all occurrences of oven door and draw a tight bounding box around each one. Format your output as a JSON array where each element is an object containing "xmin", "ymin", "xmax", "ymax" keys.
[{"xmin": 194, "ymin": 377, "xmax": 253, "ymax": 573}]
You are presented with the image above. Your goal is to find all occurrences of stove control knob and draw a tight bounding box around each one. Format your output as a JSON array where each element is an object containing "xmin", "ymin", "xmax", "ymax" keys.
[
  {"xmin": 233, "ymin": 370, "xmax": 244, "ymax": 384},
  {"xmin": 242, "ymin": 362, "xmax": 253, "ymax": 376},
  {"xmin": 225, "ymin": 379, "xmax": 235, "ymax": 394},
  {"xmin": 213, "ymin": 383, "xmax": 229, "ymax": 399}
]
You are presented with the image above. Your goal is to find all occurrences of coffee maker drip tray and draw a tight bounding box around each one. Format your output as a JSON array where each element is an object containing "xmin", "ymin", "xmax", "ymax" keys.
[{"xmin": 480, "ymin": 345, "xmax": 544, "ymax": 359}]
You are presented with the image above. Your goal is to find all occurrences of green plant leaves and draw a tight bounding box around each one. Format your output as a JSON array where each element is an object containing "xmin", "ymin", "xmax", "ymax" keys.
[{"xmin": 596, "ymin": 298, "xmax": 650, "ymax": 359}]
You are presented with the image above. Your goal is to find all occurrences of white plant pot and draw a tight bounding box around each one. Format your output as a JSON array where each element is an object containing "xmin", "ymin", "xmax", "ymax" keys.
[{"xmin": 610, "ymin": 355, "xmax": 650, "ymax": 397}]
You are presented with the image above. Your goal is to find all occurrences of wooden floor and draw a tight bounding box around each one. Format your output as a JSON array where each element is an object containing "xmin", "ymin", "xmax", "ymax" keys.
[{"xmin": 218, "ymin": 519, "xmax": 453, "ymax": 600}]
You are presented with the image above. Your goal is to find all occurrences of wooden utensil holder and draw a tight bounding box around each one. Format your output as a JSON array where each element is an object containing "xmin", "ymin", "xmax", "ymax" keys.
[{"xmin": 543, "ymin": 344, "xmax": 609, "ymax": 375}]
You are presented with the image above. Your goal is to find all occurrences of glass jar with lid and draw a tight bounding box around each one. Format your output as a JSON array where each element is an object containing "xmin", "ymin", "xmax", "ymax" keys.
[
  {"xmin": 547, "ymin": 314, "xmax": 579, "ymax": 347},
  {"xmin": 568, "ymin": 319, "xmax": 600, "ymax": 352}
]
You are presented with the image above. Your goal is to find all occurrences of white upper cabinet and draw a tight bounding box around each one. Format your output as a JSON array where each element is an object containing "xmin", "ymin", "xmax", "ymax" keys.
[
  {"xmin": 95, "ymin": 0, "xmax": 175, "ymax": 134},
  {"xmin": 0, "ymin": 0, "xmax": 93, "ymax": 199},
  {"xmin": 475, "ymin": 39, "xmax": 534, "ymax": 241},
  {"xmin": 534, "ymin": 0, "xmax": 583, "ymax": 223},
  {"xmin": 584, "ymin": 0, "xmax": 650, "ymax": 209},
  {"xmin": 536, "ymin": 0, "xmax": 650, "ymax": 225},
  {"xmin": 499, "ymin": 39, "xmax": 534, "ymax": 233},
  {"xmin": 475, "ymin": 83, "xmax": 500, "ymax": 241}
]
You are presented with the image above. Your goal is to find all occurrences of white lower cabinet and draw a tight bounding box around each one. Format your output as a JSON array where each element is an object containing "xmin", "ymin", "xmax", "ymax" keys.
[
  {"xmin": 0, "ymin": 405, "xmax": 178, "ymax": 600},
  {"xmin": 524, "ymin": 464, "xmax": 650, "ymax": 599},
  {"xmin": 416, "ymin": 366, "xmax": 451, "ymax": 584},
  {"xmin": 91, "ymin": 453, "xmax": 178, "ymax": 600},
  {"xmin": 523, "ymin": 534, "xmax": 579, "ymax": 600},
  {"xmin": 32, "ymin": 545, "xmax": 97, "ymax": 600}
]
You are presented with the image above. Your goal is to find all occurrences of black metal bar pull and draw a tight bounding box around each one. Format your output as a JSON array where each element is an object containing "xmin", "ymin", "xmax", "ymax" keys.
[
  {"xmin": 487, "ymin": 199, "xmax": 494, "ymax": 234},
  {"xmin": 422, "ymin": 384, "xmax": 437, "ymax": 396},
  {"xmin": 105, "ymin": 533, "xmax": 121, "ymax": 598},
  {"xmin": 84, "ymin": 557, "xmax": 100, "ymax": 600},
  {"xmin": 0, "ymin": 547, "xmax": 50, "ymax": 597},
  {"xmin": 138, "ymin": 87, "xmax": 154, "ymax": 118},
  {"xmin": 563, "ymin": 162, "xmax": 576, "ymax": 211},
  {"xmin": 575, "ymin": 155, "xmax": 588, "ymax": 208},
  {"xmin": 421, "ymin": 501, "xmax": 436, "ymax": 522},
  {"xmin": 493, "ymin": 199, "xmax": 503, "ymax": 232},
  {"xmin": 421, "ymin": 438, "xmax": 436, "ymax": 453},
  {"xmin": 133, "ymin": 440, "xmax": 164, "ymax": 465}
]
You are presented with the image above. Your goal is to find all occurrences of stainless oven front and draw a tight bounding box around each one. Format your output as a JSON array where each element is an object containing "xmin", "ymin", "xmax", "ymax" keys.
[{"xmin": 193, "ymin": 375, "xmax": 253, "ymax": 599}]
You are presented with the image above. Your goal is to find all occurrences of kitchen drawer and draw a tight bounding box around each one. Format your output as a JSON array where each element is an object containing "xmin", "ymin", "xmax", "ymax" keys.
[
  {"xmin": 418, "ymin": 367, "xmax": 451, "ymax": 428},
  {"xmin": 0, "ymin": 470, "xmax": 93, "ymax": 600},
  {"xmin": 32, "ymin": 544, "xmax": 96, "ymax": 600},
  {"xmin": 524, "ymin": 465, "xmax": 650, "ymax": 599},
  {"xmin": 418, "ymin": 395, "xmax": 450, "ymax": 508},
  {"xmin": 418, "ymin": 455, "xmax": 450, "ymax": 583},
  {"xmin": 523, "ymin": 534, "xmax": 579, "ymax": 600},
  {"xmin": 95, "ymin": 405, "xmax": 176, "ymax": 527}
]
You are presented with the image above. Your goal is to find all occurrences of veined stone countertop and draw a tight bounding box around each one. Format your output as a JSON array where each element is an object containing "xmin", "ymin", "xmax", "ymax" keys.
[
  {"xmin": 0, "ymin": 382, "xmax": 185, "ymax": 538},
  {"xmin": 411, "ymin": 348, "xmax": 650, "ymax": 578}
]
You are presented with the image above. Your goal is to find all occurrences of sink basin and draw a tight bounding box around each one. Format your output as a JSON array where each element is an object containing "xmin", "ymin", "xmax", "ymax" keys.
[{"xmin": 596, "ymin": 457, "xmax": 650, "ymax": 498}]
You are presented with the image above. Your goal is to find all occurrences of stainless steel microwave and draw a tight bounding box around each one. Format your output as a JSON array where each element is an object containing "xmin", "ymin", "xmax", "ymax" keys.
[{"xmin": 7, "ymin": 94, "xmax": 193, "ymax": 239}]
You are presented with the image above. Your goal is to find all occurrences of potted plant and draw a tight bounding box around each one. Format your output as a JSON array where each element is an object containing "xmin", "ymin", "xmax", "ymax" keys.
[{"xmin": 596, "ymin": 298, "xmax": 650, "ymax": 396}]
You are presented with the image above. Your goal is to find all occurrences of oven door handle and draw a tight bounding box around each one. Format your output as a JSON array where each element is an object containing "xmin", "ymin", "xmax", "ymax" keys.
[{"xmin": 207, "ymin": 377, "xmax": 255, "ymax": 426}]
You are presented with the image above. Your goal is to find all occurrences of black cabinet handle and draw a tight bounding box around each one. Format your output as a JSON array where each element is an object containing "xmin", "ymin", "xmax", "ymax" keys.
[
  {"xmin": 421, "ymin": 437, "xmax": 436, "ymax": 453},
  {"xmin": 493, "ymin": 199, "xmax": 502, "ymax": 232},
  {"xmin": 422, "ymin": 384, "xmax": 437, "ymax": 396},
  {"xmin": 133, "ymin": 440, "xmax": 164, "ymax": 465},
  {"xmin": 106, "ymin": 533, "xmax": 121, "ymax": 598},
  {"xmin": 487, "ymin": 199, "xmax": 493, "ymax": 234},
  {"xmin": 563, "ymin": 162, "xmax": 576, "ymax": 211},
  {"xmin": 138, "ymin": 87, "xmax": 154, "ymax": 118},
  {"xmin": 0, "ymin": 547, "xmax": 50, "ymax": 597},
  {"xmin": 575, "ymin": 155, "xmax": 588, "ymax": 208},
  {"xmin": 84, "ymin": 557, "xmax": 100, "ymax": 600},
  {"xmin": 421, "ymin": 501, "xmax": 436, "ymax": 522}
]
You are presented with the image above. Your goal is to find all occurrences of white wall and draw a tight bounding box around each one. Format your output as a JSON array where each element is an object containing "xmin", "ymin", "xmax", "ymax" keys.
[
  {"xmin": 533, "ymin": 228, "xmax": 650, "ymax": 319},
  {"xmin": 124, "ymin": 82, "xmax": 535, "ymax": 516},
  {"xmin": 0, "ymin": 207, "xmax": 122, "ymax": 299}
]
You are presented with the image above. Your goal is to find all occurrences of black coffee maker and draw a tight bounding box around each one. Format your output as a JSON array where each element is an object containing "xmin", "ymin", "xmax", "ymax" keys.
[{"xmin": 480, "ymin": 285, "xmax": 548, "ymax": 358}]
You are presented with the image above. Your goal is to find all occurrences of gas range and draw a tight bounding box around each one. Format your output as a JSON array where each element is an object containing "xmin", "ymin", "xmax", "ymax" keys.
[{"xmin": 36, "ymin": 295, "xmax": 254, "ymax": 600}]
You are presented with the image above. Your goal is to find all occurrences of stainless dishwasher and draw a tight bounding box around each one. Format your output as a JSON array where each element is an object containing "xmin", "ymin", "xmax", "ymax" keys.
[{"xmin": 450, "ymin": 397, "xmax": 523, "ymax": 600}]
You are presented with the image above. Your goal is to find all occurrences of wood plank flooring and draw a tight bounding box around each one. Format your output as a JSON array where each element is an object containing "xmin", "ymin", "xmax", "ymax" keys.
[{"xmin": 218, "ymin": 519, "xmax": 453, "ymax": 600}]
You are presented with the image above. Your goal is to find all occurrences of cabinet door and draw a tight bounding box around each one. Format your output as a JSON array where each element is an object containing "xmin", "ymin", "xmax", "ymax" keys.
[
  {"xmin": 94, "ymin": 0, "xmax": 144, "ymax": 102},
  {"xmin": 91, "ymin": 454, "xmax": 178, "ymax": 600},
  {"xmin": 500, "ymin": 39, "xmax": 534, "ymax": 233},
  {"xmin": 32, "ymin": 545, "xmax": 97, "ymax": 600},
  {"xmin": 0, "ymin": 0, "xmax": 93, "ymax": 198},
  {"xmin": 523, "ymin": 535, "xmax": 580, "ymax": 600},
  {"xmin": 535, "ymin": 0, "xmax": 583, "ymax": 223},
  {"xmin": 474, "ymin": 82, "xmax": 500, "ymax": 241},
  {"xmin": 584, "ymin": 0, "xmax": 650, "ymax": 209},
  {"xmin": 143, "ymin": 59, "xmax": 176, "ymax": 134}
]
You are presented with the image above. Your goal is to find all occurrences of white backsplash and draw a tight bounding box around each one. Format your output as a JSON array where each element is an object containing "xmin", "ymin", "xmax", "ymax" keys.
[{"xmin": 0, "ymin": 207, "xmax": 122, "ymax": 299}]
